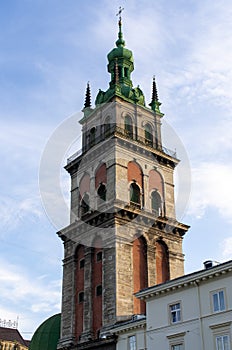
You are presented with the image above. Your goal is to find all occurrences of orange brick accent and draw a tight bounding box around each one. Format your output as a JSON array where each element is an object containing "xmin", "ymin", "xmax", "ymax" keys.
[
  {"xmin": 128, "ymin": 161, "xmax": 143, "ymax": 188},
  {"xmin": 79, "ymin": 173, "xmax": 90, "ymax": 197},
  {"xmin": 92, "ymin": 240, "xmax": 103, "ymax": 338},
  {"xmin": 155, "ymin": 240, "xmax": 170, "ymax": 284},
  {"xmin": 95, "ymin": 163, "xmax": 107, "ymax": 189},
  {"xmin": 149, "ymin": 169, "xmax": 163, "ymax": 195},
  {"xmin": 75, "ymin": 245, "xmax": 85, "ymax": 339},
  {"xmin": 133, "ymin": 237, "xmax": 147, "ymax": 314}
]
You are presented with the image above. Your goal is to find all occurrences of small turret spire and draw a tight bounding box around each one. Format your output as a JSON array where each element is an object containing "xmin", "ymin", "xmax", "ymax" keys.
[
  {"xmin": 151, "ymin": 75, "xmax": 159, "ymax": 102},
  {"xmin": 149, "ymin": 76, "xmax": 161, "ymax": 112},
  {"xmin": 84, "ymin": 81, "xmax": 91, "ymax": 108}
]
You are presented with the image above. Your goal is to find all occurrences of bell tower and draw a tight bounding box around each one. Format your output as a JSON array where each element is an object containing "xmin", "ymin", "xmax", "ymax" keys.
[{"xmin": 57, "ymin": 13, "xmax": 189, "ymax": 350}]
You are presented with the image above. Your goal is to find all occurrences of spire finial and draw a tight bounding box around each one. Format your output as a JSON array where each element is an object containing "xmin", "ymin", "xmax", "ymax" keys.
[
  {"xmin": 116, "ymin": 6, "xmax": 125, "ymax": 47},
  {"xmin": 149, "ymin": 76, "xmax": 161, "ymax": 112},
  {"xmin": 84, "ymin": 81, "xmax": 91, "ymax": 108},
  {"xmin": 151, "ymin": 75, "xmax": 159, "ymax": 103},
  {"xmin": 116, "ymin": 6, "xmax": 124, "ymax": 22}
]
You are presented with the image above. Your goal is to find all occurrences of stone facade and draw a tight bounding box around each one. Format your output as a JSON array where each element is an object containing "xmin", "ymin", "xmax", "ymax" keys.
[
  {"xmin": 57, "ymin": 16, "xmax": 189, "ymax": 349},
  {"xmin": 57, "ymin": 96, "xmax": 189, "ymax": 350}
]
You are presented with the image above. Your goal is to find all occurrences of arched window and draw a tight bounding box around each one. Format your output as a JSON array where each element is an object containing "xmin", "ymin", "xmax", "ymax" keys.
[
  {"xmin": 104, "ymin": 116, "xmax": 111, "ymax": 136},
  {"xmin": 156, "ymin": 240, "xmax": 170, "ymax": 284},
  {"xmin": 97, "ymin": 183, "xmax": 106, "ymax": 201},
  {"xmin": 95, "ymin": 163, "xmax": 107, "ymax": 204},
  {"xmin": 151, "ymin": 191, "xmax": 162, "ymax": 216},
  {"xmin": 145, "ymin": 123, "xmax": 153, "ymax": 146},
  {"xmin": 130, "ymin": 182, "xmax": 141, "ymax": 208},
  {"xmin": 133, "ymin": 236, "xmax": 148, "ymax": 314},
  {"xmin": 80, "ymin": 193, "xmax": 89, "ymax": 216},
  {"xmin": 124, "ymin": 115, "xmax": 133, "ymax": 138},
  {"xmin": 90, "ymin": 127, "xmax": 96, "ymax": 146}
]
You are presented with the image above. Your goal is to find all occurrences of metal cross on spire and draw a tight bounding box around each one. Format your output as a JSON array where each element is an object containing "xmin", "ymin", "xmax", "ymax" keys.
[{"xmin": 116, "ymin": 6, "xmax": 124, "ymax": 21}]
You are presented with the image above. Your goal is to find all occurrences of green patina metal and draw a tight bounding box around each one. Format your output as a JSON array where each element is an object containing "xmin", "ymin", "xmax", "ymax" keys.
[
  {"xmin": 29, "ymin": 314, "xmax": 61, "ymax": 350},
  {"xmin": 149, "ymin": 75, "xmax": 162, "ymax": 113},
  {"xmin": 95, "ymin": 17, "xmax": 145, "ymax": 107}
]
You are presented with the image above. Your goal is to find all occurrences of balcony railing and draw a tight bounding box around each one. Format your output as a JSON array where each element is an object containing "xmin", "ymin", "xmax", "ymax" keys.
[{"xmin": 67, "ymin": 125, "xmax": 177, "ymax": 164}]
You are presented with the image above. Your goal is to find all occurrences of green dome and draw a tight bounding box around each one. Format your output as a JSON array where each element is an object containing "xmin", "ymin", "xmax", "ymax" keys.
[
  {"xmin": 107, "ymin": 45, "xmax": 133, "ymax": 63},
  {"xmin": 95, "ymin": 18, "xmax": 145, "ymax": 107},
  {"xmin": 29, "ymin": 314, "xmax": 61, "ymax": 350}
]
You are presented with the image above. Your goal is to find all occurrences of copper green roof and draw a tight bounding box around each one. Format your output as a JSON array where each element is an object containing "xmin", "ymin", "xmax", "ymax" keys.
[
  {"xmin": 95, "ymin": 18, "xmax": 145, "ymax": 107},
  {"xmin": 29, "ymin": 314, "xmax": 61, "ymax": 350}
]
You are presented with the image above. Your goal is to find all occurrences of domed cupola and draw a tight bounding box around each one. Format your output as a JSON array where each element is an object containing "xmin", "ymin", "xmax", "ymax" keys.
[
  {"xmin": 95, "ymin": 8, "xmax": 145, "ymax": 107},
  {"xmin": 29, "ymin": 314, "xmax": 61, "ymax": 350},
  {"xmin": 107, "ymin": 16, "xmax": 134, "ymax": 89}
]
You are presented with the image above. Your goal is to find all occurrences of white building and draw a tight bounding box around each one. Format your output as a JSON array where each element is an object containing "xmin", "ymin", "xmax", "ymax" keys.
[{"xmin": 111, "ymin": 260, "xmax": 232, "ymax": 350}]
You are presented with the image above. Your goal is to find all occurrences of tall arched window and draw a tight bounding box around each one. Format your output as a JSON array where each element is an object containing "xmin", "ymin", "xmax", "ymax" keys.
[
  {"xmin": 104, "ymin": 116, "xmax": 111, "ymax": 136},
  {"xmin": 149, "ymin": 169, "xmax": 164, "ymax": 215},
  {"xmin": 133, "ymin": 236, "xmax": 148, "ymax": 315},
  {"xmin": 97, "ymin": 183, "xmax": 106, "ymax": 201},
  {"xmin": 156, "ymin": 240, "xmax": 170, "ymax": 284},
  {"xmin": 144, "ymin": 123, "xmax": 153, "ymax": 146},
  {"xmin": 130, "ymin": 182, "xmax": 141, "ymax": 208},
  {"xmin": 124, "ymin": 115, "xmax": 133, "ymax": 138},
  {"xmin": 80, "ymin": 193, "xmax": 89, "ymax": 216},
  {"xmin": 151, "ymin": 190, "xmax": 162, "ymax": 216},
  {"xmin": 90, "ymin": 127, "xmax": 96, "ymax": 146},
  {"xmin": 95, "ymin": 163, "xmax": 107, "ymax": 205}
]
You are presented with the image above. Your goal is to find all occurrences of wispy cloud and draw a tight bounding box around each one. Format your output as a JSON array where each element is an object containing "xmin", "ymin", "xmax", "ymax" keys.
[
  {"xmin": 0, "ymin": 258, "xmax": 61, "ymax": 333},
  {"xmin": 187, "ymin": 162, "xmax": 232, "ymax": 222}
]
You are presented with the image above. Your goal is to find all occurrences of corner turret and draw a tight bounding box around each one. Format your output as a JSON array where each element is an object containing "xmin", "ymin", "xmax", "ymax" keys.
[
  {"xmin": 82, "ymin": 82, "xmax": 93, "ymax": 117},
  {"xmin": 149, "ymin": 76, "xmax": 162, "ymax": 113}
]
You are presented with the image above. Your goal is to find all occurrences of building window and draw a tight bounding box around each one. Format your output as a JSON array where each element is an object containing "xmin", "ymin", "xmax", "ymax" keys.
[
  {"xmin": 97, "ymin": 183, "xmax": 106, "ymax": 201},
  {"xmin": 130, "ymin": 182, "xmax": 141, "ymax": 208},
  {"xmin": 96, "ymin": 251, "xmax": 102, "ymax": 262},
  {"xmin": 216, "ymin": 335, "xmax": 230, "ymax": 350},
  {"xmin": 90, "ymin": 127, "xmax": 96, "ymax": 146},
  {"xmin": 78, "ymin": 291, "xmax": 84, "ymax": 303},
  {"xmin": 212, "ymin": 290, "xmax": 226, "ymax": 312},
  {"xmin": 79, "ymin": 258, "xmax": 85, "ymax": 269},
  {"xmin": 151, "ymin": 190, "xmax": 162, "ymax": 215},
  {"xmin": 144, "ymin": 123, "xmax": 153, "ymax": 146},
  {"xmin": 80, "ymin": 192, "xmax": 90, "ymax": 216},
  {"xmin": 171, "ymin": 345, "xmax": 184, "ymax": 350},
  {"xmin": 125, "ymin": 115, "xmax": 133, "ymax": 138},
  {"xmin": 104, "ymin": 116, "xmax": 111, "ymax": 136},
  {"xmin": 170, "ymin": 302, "xmax": 181, "ymax": 323},
  {"xmin": 128, "ymin": 335, "xmax": 136, "ymax": 350},
  {"xmin": 96, "ymin": 285, "xmax": 102, "ymax": 296}
]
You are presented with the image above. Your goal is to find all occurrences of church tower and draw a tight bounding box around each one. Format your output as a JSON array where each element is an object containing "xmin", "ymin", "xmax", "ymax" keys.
[{"xmin": 57, "ymin": 12, "xmax": 189, "ymax": 350}]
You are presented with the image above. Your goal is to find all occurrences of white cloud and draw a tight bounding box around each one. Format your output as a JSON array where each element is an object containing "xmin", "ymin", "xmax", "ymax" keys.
[
  {"xmin": 0, "ymin": 259, "xmax": 61, "ymax": 338},
  {"xmin": 187, "ymin": 162, "xmax": 232, "ymax": 222},
  {"xmin": 0, "ymin": 195, "xmax": 43, "ymax": 234},
  {"xmin": 221, "ymin": 237, "xmax": 232, "ymax": 260},
  {"xmin": 0, "ymin": 259, "xmax": 61, "ymax": 310}
]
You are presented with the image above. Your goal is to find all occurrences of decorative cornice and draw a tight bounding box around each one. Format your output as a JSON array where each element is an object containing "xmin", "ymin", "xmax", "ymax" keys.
[
  {"xmin": 167, "ymin": 331, "xmax": 186, "ymax": 339},
  {"xmin": 110, "ymin": 319, "xmax": 146, "ymax": 335},
  {"xmin": 136, "ymin": 260, "xmax": 232, "ymax": 300},
  {"xmin": 209, "ymin": 321, "xmax": 232, "ymax": 330}
]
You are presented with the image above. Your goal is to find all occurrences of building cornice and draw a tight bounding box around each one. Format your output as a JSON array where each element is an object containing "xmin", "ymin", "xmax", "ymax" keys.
[
  {"xmin": 136, "ymin": 260, "xmax": 232, "ymax": 300},
  {"xmin": 110, "ymin": 318, "xmax": 146, "ymax": 335}
]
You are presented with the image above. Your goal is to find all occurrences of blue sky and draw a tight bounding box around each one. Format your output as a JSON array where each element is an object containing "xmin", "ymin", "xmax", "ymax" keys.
[{"xmin": 1, "ymin": 0, "xmax": 232, "ymax": 340}]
